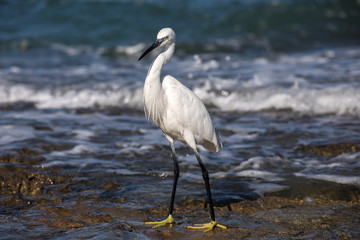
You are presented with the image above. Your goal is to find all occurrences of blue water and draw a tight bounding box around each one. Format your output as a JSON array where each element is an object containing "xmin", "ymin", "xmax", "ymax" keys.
[
  {"xmin": 0, "ymin": 0, "xmax": 360, "ymax": 239},
  {"xmin": 1, "ymin": 0, "xmax": 359, "ymax": 50}
]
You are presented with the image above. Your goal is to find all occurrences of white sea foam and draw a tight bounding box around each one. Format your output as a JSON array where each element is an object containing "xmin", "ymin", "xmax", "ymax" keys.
[
  {"xmin": 50, "ymin": 42, "xmax": 146, "ymax": 57},
  {"xmin": 294, "ymin": 152, "xmax": 360, "ymax": 173},
  {"xmin": 1, "ymin": 46, "xmax": 359, "ymax": 117},
  {"xmin": 233, "ymin": 156, "xmax": 267, "ymax": 170},
  {"xmin": 40, "ymin": 158, "xmax": 112, "ymax": 168},
  {"xmin": 114, "ymin": 43, "xmax": 146, "ymax": 56},
  {"xmin": 72, "ymin": 129, "xmax": 95, "ymax": 140},
  {"xmin": 1, "ymin": 79, "xmax": 359, "ymax": 117},
  {"xmin": 248, "ymin": 182, "xmax": 288, "ymax": 195},
  {"xmin": 50, "ymin": 43, "xmax": 93, "ymax": 56},
  {"xmin": 50, "ymin": 144, "xmax": 96, "ymax": 156},
  {"xmin": 0, "ymin": 83, "xmax": 144, "ymax": 109},
  {"xmin": 195, "ymin": 82, "xmax": 360, "ymax": 116},
  {"xmin": 108, "ymin": 169, "xmax": 143, "ymax": 176},
  {"xmin": 235, "ymin": 169, "xmax": 282, "ymax": 181},
  {"xmin": 295, "ymin": 173, "xmax": 360, "ymax": 186}
]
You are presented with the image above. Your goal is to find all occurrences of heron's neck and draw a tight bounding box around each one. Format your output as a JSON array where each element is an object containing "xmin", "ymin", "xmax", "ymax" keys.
[
  {"xmin": 143, "ymin": 43, "xmax": 175, "ymax": 126},
  {"xmin": 147, "ymin": 43, "xmax": 175, "ymax": 79}
]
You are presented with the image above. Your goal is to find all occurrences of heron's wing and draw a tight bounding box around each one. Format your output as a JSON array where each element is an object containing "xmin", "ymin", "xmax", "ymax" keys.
[{"xmin": 162, "ymin": 75, "xmax": 221, "ymax": 152}]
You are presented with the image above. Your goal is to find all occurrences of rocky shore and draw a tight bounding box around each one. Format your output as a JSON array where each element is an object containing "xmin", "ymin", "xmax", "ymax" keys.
[{"xmin": 1, "ymin": 144, "xmax": 359, "ymax": 239}]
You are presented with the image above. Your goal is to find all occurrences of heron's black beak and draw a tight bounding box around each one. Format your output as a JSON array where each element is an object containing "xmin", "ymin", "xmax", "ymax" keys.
[{"xmin": 138, "ymin": 38, "xmax": 163, "ymax": 61}]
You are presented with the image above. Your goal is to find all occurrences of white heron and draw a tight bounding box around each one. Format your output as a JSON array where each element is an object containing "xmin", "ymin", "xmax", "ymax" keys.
[{"xmin": 138, "ymin": 27, "xmax": 226, "ymax": 231}]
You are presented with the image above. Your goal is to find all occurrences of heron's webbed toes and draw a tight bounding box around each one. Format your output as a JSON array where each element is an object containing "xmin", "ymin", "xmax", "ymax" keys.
[
  {"xmin": 145, "ymin": 215, "xmax": 177, "ymax": 228},
  {"xmin": 187, "ymin": 220, "xmax": 227, "ymax": 232}
]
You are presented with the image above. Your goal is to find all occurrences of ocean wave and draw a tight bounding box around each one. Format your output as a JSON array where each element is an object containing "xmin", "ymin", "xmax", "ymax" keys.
[
  {"xmin": 1, "ymin": 79, "xmax": 359, "ymax": 117},
  {"xmin": 195, "ymin": 82, "xmax": 360, "ymax": 116},
  {"xmin": 295, "ymin": 173, "xmax": 360, "ymax": 187},
  {"xmin": 0, "ymin": 83, "xmax": 144, "ymax": 110},
  {"xmin": 1, "ymin": 43, "xmax": 359, "ymax": 117}
]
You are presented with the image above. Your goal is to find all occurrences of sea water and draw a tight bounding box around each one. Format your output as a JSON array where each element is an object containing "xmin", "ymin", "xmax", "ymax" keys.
[{"xmin": 0, "ymin": 0, "xmax": 359, "ymax": 238}]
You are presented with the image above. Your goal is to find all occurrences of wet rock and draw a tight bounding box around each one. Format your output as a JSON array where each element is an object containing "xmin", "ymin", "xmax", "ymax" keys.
[
  {"xmin": 58, "ymin": 183, "xmax": 71, "ymax": 193},
  {"xmin": 103, "ymin": 181, "xmax": 122, "ymax": 191},
  {"xmin": 0, "ymin": 165, "xmax": 64, "ymax": 196},
  {"xmin": 0, "ymin": 148, "xmax": 46, "ymax": 165},
  {"xmin": 117, "ymin": 222, "xmax": 136, "ymax": 232},
  {"xmin": 45, "ymin": 207, "xmax": 114, "ymax": 228},
  {"xmin": 224, "ymin": 196, "xmax": 360, "ymax": 239},
  {"xmin": 82, "ymin": 213, "xmax": 113, "ymax": 224},
  {"xmin": 267, "ymin": 178, "xmax": 360, "ymax": 203},
  {"xmin": 228, "ymin": 200, "xmax": 264, "ymax": 214},
  {"xmin": 0, "ymin": 194, "xmax": 35, "ymax": 211},
  {"xmin": 39, "ymin": 142, "xmax": 75, "ymax": 153},
  {"xmin": 178, "ymin": 195, "xmax": 206, "ymax": 210},
  {"xmin": 143, "ymin": 205, "xmax": 169, "ymax": 219},
  {"xmin": 0, "ymin": 145, "xmax": 358, "ymax": 239},
  {"xmin": 47, "ymin": 206, "xmax": 73, "ymax": 217},
  {"xmin": 113, "ymin": 222, "xmax": 137, "ymax": 238},
  {"xmin": 297, "ymin": 142, "xmax": 360, "ymax": 156},
  {"xmin": 33, "ymin": 123, "xmax": 53, "ymax": 131},
  {"xmin": 49, "ymin": 217, "xmax": 85, "ymax": 229}
]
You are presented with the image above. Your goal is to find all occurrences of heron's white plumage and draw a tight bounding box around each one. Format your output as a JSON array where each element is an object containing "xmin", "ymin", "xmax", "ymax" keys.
[
  {"xmin": 162, "ymin": 75, "xmax": 220, "ymax": 152},
  {"xmin": 139, "ymin": 27, "xmax": 226, "ymax": 230},
  {"xmin": 141, "ymin": 27, "xmax": 221, "ymax": 153}
]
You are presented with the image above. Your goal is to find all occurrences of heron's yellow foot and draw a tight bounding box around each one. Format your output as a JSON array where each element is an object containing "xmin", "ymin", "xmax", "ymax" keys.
[
  {"xmin": 187, "ymin": 220, "xmax": 227, "ymax": 232},
  {"xmin": 145, "ymin": 215, "xmax": 177, "ymax": 228}
]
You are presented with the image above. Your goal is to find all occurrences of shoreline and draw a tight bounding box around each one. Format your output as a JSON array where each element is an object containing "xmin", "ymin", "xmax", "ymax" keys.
[{"xmin": 0, "ymin": 145, "xmax": 359, "ymax": 239}]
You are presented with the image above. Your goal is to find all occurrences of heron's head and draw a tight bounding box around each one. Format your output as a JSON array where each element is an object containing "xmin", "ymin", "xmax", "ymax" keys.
[
  {"xmin": 138, "ymin": 27, "xmax": 176, "ymax": 61},
  {"xmin": 157, "ymin": 28, "xmax": 175, "ymax": 45}
]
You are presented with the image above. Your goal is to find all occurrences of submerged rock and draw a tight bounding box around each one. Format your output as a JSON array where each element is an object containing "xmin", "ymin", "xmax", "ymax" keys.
[
  {"xmin": 0, "ymin": 165, "xmax": 64, "ymax": 196},
  {"xmin": 0, "ymin": 147, "xmax": 358, "ymax": 239},
  {"xmin": 0, "ymin": 148, "xmax": 46, "ymax": 165},
  {"xmin": 297, "ymin": 142, "xmax": 360, "ymax": 156}
]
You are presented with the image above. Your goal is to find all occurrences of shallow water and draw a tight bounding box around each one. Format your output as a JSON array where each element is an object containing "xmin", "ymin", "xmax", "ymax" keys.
[{"xmin": 1, "ymin": 0, "xmax": 360, "ymax": 239}]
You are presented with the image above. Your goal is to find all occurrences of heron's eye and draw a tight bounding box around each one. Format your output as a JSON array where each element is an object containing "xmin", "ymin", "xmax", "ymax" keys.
[{"xmin": 164, "ymin": 36, "xmax": 169, "ymax": 41}]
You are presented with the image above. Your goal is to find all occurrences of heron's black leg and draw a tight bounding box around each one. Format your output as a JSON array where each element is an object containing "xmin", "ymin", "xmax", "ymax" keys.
[
  {"xmin": 168, "ymin": 142, "xmax": 179, "ymax": 216},
  {"xmin": 194, "ymin": 151, "xmax": 215, "ymax": 221}
]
